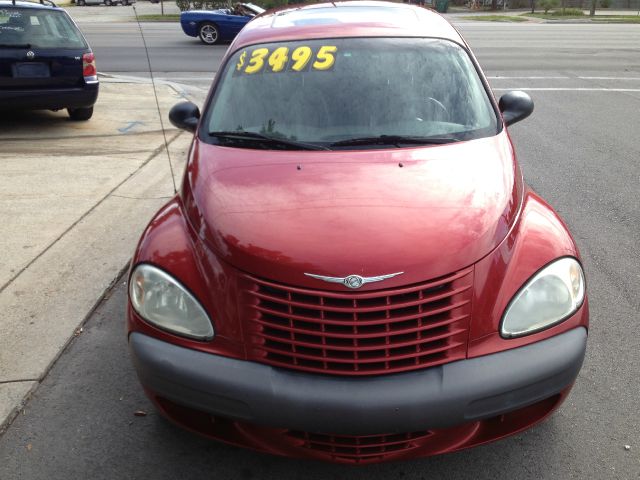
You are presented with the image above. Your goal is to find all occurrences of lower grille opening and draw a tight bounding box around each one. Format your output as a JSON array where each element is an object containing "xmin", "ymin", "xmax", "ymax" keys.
[{"xmin": 285, "ymin": 430, "xmax": 434, "ymax": 463}]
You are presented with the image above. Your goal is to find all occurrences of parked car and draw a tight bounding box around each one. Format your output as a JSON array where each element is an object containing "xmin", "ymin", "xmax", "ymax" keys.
[
  {"xmin": 179, "ymin": 2, "xmax": 264, "ymax": 45},
  {"xmin": 0, "ymin": 0, "xmax": 98, "ymax": 119},
  {"xmin": 128, "ymin": 1, "xmax": 588, "ymax": 464}
]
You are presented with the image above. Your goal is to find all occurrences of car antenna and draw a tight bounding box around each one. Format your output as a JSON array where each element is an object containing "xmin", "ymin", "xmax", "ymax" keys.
[{"xmin": 132, "ymin": 4, "xmax": 178, "ymax": 194}]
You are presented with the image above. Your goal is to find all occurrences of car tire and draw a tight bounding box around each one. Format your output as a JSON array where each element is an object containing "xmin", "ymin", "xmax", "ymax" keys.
[
  {"xmin": 77, "ymin": 0, "xmax": 85, "ymax": 5},
  {"xmin": 198, "ymin": 22, "xmax": 219, "ymax": 45},
  {"xmin": 123, "ymin": 0, "xmax": 129, "ymax": 5},
  {"xmin": 68, "ymin": 107, "xmax": 94, "ymax": 121},
  {"xmin": 105, "ymin": 0, "xmax": 113, "ymax": 5}
]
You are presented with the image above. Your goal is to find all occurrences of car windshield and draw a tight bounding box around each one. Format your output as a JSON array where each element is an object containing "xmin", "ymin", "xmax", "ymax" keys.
[
  {"xmin": 203, "ymin": 37, "xmax": 499, "ymax": 150},
  {"xmin": 243, "ymin": 3, "xmax": 265, "ymax": 15},
  {"xmin": 0, "ymin": 7, "xmax": 86, "ymax": 49}
]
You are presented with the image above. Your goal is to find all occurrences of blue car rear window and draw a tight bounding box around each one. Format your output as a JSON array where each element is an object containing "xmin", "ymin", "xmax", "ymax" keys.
[{"xmin": 0, "ymin": 7, "xmax": 86, "ymax": 49}]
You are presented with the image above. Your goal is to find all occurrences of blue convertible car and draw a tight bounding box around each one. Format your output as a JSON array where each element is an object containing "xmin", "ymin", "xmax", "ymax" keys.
[{"xmin": 180, "ymin": 3, "xmax": 264, "ymax": 45}]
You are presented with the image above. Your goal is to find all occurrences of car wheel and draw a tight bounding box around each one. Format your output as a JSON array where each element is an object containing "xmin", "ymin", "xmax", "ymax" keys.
[
  {"xmin": 77, "ymin": 0, "xmax": 85, "ymax": 5},
  {"xmin": 68, "ymin": 107, "xmax": 94, "ymax": 121},
  {"xmin": 105, "ymin": 0, "xmax": 113, "ymax": 5},
  {"xmin": 123, "ymin": 0, "xmax": 129, "ymax": 5},
  {"xmin": 198, "ymin": 22, "xmax": 219, "ymax": 45}
]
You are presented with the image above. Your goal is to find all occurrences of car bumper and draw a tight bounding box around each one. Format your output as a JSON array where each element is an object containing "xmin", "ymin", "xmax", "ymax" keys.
[
  {"xmin": 0, "ymin": 84, "xmax": 99, "ymax": 111},
  {"xmin": 129, "ymin": 326, "xmax": 587, "ymax": 435}
]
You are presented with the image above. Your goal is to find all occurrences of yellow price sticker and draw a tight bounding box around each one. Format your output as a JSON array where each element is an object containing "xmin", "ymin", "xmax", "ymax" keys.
[
  {"xmin": 235, "ymin": 50, "xmax": 247, "ymax": 71},
  {"xmin": 290, "ymin": 46, "xmax": 313, "ymax": 71},
  {"xmin": 245, "ymin": 48, "xmax": 269, "ymax": 74},
  {"xmin": 312, "ymin": 46, "xmax": 337, "ymax": 71},
  {"xmin": 268, "ymin": 47, "xmax": 289, "ymax": 72},
  {"xmin": 234, "ymin": 45, "xmax": 338, "ymax": 75}
]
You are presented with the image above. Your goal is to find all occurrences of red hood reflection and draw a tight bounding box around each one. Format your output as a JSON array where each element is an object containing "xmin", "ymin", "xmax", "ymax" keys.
[{"xmin": 182, "ymin": 132, "xmax": 522, "ymax": 290}]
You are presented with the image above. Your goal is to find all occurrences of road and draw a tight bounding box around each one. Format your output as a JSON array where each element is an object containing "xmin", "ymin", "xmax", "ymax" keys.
[
  {"xmin": 1, "ymin": 20, "xmax": 639, "ymax": 479},
  {"xmin": 82, "ymin": 22, "xmax": 640, "ymax": 94}
]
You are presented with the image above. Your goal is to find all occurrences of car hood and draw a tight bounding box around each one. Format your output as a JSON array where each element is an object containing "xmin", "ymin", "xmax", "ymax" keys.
[{"xmin": 182, "ymin": 132, "xmax": 522, "ymax": 290}]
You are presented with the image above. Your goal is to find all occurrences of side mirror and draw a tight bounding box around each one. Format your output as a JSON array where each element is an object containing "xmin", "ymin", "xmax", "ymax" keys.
[
  {"xmin": 169, "ymin": 102, "xmax": 200, "ymax": 133},
  {"xmin": 498, "ymin": 91, "xmax": 534, "ymax": 127}
]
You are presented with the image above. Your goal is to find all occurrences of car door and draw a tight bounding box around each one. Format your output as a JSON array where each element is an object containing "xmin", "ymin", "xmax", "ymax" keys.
[{"xmin": 222, "ymin": 13, "xmax": 248, "ymax": 38}]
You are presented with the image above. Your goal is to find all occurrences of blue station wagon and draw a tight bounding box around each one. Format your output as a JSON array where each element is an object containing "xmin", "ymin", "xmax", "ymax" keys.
[{"xmin": 0, "ymin": 0, "xmax": 98, "ymax": 120}]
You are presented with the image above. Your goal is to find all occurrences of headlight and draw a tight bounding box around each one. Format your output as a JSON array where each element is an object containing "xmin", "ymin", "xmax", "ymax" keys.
[
  {"xmin": 129, "ymin": 264, "xmax": 214, "ymax": 341},
  {"xmin": 501, "ymin": 257, "xmax": 585, "ymax": 338}
]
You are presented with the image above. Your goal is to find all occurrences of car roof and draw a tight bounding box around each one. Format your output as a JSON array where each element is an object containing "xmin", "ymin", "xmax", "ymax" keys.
[
  {"xmin": 231, "ymin": 1, "xmax": 465, "ymax": 51},
  {"xmin": 0, "ymin": 0, "xmax": 61, "ymax": 10}
]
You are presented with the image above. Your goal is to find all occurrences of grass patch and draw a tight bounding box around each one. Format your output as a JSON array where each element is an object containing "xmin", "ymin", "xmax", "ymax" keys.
[
  {"xmin": 523, "ymin": 12, "xmax": 640, "ymax": 22},
  {"xmin": 590, "ymin": 15, "xmax": 640, "ymax": 23},
  {"xmin": 525, "ymin": 10, "xmax": 584, "ymax": 18},
  {"xmin": 135, "ymin": 14, "xmax": 180, "ymax": 22},
  {"xmin": 461, "ymin": 15, "xmax": 529, "ymax": 22}
]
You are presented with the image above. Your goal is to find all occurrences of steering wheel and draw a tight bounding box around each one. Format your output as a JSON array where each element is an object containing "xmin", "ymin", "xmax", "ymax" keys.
[{"xmin": 423, "ymin": 97, "xmax": 449, "ymax": 122}]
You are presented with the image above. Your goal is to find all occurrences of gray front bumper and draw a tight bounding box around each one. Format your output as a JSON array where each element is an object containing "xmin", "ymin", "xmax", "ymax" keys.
[{"xmin": 129, "ymin": 327, "xmax": 587, "ymax": 435}]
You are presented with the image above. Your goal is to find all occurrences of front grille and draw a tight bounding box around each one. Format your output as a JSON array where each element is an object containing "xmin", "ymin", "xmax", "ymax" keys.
[
  {"xmin": 284, "ymin": 430, "xmax": 433, "ymax": 463},
  {"xmin": 242, "ymin": 268, "xmax": 473, "ymax": 376}
]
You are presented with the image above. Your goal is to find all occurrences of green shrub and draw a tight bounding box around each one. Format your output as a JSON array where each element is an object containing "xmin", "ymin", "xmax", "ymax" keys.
[
  {"xmin": 204, "ymin": 1, "xmax": 226, "ymax": 8},
  {"xmin": 538, "ymin": 0, "xmax": 558, "ymax": 13},
  {"xmin": 176, "ymin": 0, "xmax": 190, "ymax": 10},
  {"xmin": 260, "ymin": 0, "xmax": 291, "ymax": 9},
  {"xmin": 192, "ymin": 0, "xmax": 203, "ymax": 8},
  {"xmin": 551, "ymin": 7, "xmax": 584, "ymax": 15},
  {"xmin": 600, "ymin": 0, "xmax": 610, "ymax": 7}
]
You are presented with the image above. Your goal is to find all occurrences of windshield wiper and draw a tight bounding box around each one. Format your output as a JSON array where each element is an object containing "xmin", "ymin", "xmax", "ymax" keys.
[
  {"xmin": 0, "ymin": 44, "xmax": 32, "ymax": 48},
  {"xmin": 329, "ymin": 135, "xmax": 460, "ymax": 148},
  {"xmin": 209, "ymin": 131, "xmax": 330, "ymax": 151}
]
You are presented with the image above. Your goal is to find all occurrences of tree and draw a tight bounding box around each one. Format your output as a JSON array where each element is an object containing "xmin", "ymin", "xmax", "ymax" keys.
[{"xmin": 589, "ymin": 0, "xmax": 596, "ymax": 16}]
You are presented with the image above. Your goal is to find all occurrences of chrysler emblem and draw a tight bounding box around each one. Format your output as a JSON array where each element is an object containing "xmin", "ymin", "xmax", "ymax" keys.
[
  {"xmin": 26, "ymin": 51, "xmax": 35, "ymax": 60},
  {"xmin": 304, "ymin": 272, "xmax": 404, "ymax": 289}
]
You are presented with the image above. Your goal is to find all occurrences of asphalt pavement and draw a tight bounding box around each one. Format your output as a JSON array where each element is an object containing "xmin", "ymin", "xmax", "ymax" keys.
[
  {"xmin": 80, "ymin": 21, "xmax": 640, "ymax": 97},
  {"xmin": 0, "ymin": 14, "xmax": 639, "ymax": 480},
  {"xmin": 0, "ymin": 278, "xmax": 618, "ymax": 480}
]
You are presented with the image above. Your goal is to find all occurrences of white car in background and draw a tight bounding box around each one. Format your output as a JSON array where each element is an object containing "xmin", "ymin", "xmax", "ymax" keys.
[{"xmin": 75, "ymin": 0, "xmax": 135, "ymax": 6}]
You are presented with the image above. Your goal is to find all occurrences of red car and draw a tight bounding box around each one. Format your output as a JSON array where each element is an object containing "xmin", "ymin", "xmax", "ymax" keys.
[{"xmin": 127, "ymin": 1, "xmax": 588, "ymax": 464}]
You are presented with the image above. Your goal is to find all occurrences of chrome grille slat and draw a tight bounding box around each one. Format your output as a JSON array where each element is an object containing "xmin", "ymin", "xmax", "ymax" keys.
[
  {"xmin": 258, "ymin": 327, "xmax": 467, "ymax": 352},
  {"xmin": 252, "ymin": 300, "xmax": 469, "ymax": 327},
  {"xmin": 258, "ymin": 341, "xmax": 464, "ymax": 364},
  {"xmin": 247, "ymin": 285, "xmax": 472, "ymax": 313},
  {"xmin": 252, "ymin": 314, "xmax": 468, "ymax": 339}
]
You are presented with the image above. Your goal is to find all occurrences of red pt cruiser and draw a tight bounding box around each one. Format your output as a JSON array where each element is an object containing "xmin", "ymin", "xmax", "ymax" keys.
[{"xmin": 127, "ymin": 1, "xmax": 588, "ymax": 464}]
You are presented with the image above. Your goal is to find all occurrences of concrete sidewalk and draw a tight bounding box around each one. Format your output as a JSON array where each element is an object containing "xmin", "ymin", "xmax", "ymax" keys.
[
  {"xmin": 0, "ymin": 78, "xmax": 193, "ymax": 431},
  {"xmin": 63, "ymin": 1, "xmax": 181, "ymax": 22}
]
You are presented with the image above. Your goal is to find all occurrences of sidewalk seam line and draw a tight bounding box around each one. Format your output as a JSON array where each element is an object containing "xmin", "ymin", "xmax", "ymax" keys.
[
  {"xmin": 0, "ymin": 129, "xmax": 177, "ymax": 142},
  {"xmin": 0, "ymin": 379, "xmax": 39, "ymax": 385},
  {"xmin": 0, "ymin": 130, "xmax": 183, "ymax": 296}
]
